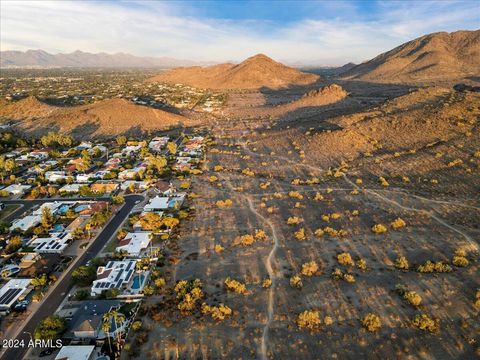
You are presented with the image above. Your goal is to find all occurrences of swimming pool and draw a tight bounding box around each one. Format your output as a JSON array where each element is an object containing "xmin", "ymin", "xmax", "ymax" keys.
[
  {"xmin": 58, "ymin": 205, "xmax": 70, "ymax": 215},
  {"xmin": 131, "ymin": 274, "xmax": 146, "ymax": 290}
]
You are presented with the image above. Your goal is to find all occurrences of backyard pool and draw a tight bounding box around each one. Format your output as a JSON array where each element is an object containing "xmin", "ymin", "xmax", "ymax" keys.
[{"xmin": 131, "ymin": 274, "xmax": 146, "ymax": 290}]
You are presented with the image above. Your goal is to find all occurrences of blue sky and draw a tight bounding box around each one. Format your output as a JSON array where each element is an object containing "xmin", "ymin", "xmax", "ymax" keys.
[{"xmin": 1, "ymin": 0, "xmax": 479, "ymax": 65}]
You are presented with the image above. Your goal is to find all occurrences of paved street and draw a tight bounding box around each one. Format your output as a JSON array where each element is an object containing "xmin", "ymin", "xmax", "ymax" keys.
[{"xmin": 0, "ymin": 194, "xmax": 143, "ymax": 360}]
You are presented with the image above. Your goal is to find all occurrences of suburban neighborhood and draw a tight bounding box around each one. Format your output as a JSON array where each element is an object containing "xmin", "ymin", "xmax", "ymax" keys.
[{"xmin": 0, "ymin": 129, "xmax": 208, "ymax": 359}]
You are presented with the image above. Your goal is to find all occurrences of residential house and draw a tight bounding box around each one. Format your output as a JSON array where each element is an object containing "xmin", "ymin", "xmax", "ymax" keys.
[
  {"xmin": 116, "ymin": 232, "xmax": 152, "ymax": 257},
  {"xmin": 3, "ymin": 184, "xmax": 31, "ymax": 196},
  {"xmin": 0, "ymin": 278, "xmax": 32, "ymax": 313},
  {"xmin": 29, "ymin": 232, "xmax": 72, "ymax": 254},
  {"xmin": 54, "ymin": 345, "xmax": 95, "ymax": 360},
  {"xmin": 118, "ymin": 167, "xmax": 145, "ymax": 180},
  {"xmin": 91, "ymin": 260, "xmax": 136, "ymax": 296}
]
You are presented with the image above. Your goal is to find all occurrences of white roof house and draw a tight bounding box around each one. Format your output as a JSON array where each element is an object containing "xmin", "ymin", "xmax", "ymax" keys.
[
  {"xmin": 116, "ymin": 232, "xmax": 152, "ymax": 257},
  {"xmin": 91, "ymin": 260, "xmax": 136, "ymax": 296},
  {"xmin": 54, "ymin": 345, "xmax": 95, "ymax": 360},
  {"xmin": 10, "ymin": 215, "xmax": 42, "ymax": 232},
  {"xmin": 3, "ymin": 184, "xmax": 31, "ymax": 196},
  {"xmin": 32, "ymin": 202, "xmax": 64, "ymax": 216},
  {"xmin": 59, "ymin": 184, "xmax": 83, "ymax": 193},
  {"xmin": 143, "ymin": 196, "xmax": 169, "ymax": 212},
  {"xmin": 118, "ymin": 167, "xmax": 145, "ymax": 180},
  {"xmin": 0, "ymin": 278, "xmax": 32, "ymax": 312},
  {"xmin": 76, "ymin": 173, "xmax": 92, "ymax": 183},
  {"xmin": 45, "ymin": 171, "xmax": 68, "ymax": 183},
  {"xmin": 30, "ymin": 232, "xmax": 72, "ymax": 254}
]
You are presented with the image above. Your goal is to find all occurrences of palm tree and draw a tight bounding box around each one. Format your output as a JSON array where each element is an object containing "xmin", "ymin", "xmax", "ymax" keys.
[{"xmin": 102, "ymin": 313, "xmax": 112, "ymax": 353}]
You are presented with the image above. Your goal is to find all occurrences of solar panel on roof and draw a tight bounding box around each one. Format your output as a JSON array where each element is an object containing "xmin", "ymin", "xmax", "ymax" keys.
[
  {"xmin": 114, "ymin": 269, "xmax": 124, "ymax": 282},
  {"xmin": 0, "ymin": 288, "xmax": 22, "ymax": 305},
  {"xmin": 126, "ymin": 261, "xmax": 133, "ymax": 271}
]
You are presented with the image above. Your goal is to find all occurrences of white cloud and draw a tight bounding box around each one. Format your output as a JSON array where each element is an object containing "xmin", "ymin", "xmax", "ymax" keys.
[{"xmin": 1, "ymin": 0, "xmax": 478, "ymax": 65}]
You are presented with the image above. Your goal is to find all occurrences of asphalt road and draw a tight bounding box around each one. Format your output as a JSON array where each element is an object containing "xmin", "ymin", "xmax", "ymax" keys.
[{"xmin": 0, "ymin": 194, "xmax": 143, "ymax": 360}]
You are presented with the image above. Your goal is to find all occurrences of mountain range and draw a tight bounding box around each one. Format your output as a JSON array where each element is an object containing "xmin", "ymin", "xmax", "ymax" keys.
[{"xmin": 0, "ymin": 50, "xmax": 204, "ymax": 68}]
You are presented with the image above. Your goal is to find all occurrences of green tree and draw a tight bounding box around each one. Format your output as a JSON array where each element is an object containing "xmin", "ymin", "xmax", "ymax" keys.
[
  {"xmin": 34, "ymin": 315, "xmax": 66, "ymax": 340},
  {"xmin": 71, "ymin": 265, "xmax": 96, "ymax": 286},
  {"xmin": 148, "ymin": 155, "xmax": 167, "ymax": 172},
  {"xmin": 110, "ymin": 195, "xmax": 125, "ymax": 205},
  {"xmin": 167, "ymin": 141, "xmax": 177, "ymax": 155},
  {"xmin": 41, "ymin": 207, "xmax": 54, "ymax": 229},
  {"xmin": 31, "ymin": 274, "xmax": 48, "ymax": 288},
  {"xmin": 5, "ymin": 236, "xmax": 22, "ymax": 254},
  {"xmin": 116, "ymin": 136, "xmax": 127, "ymax": 146}
]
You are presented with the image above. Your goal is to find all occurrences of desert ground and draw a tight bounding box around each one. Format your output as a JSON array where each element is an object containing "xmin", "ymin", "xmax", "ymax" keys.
[{"xmin": 124, "ymin": 78, "xmax": 480, "ymax": 359}]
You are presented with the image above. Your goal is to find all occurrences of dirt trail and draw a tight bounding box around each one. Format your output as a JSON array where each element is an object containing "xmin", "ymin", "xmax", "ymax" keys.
[{"xmin": 343, "ymin": 174, "xmax": 479, "ymax": 252}]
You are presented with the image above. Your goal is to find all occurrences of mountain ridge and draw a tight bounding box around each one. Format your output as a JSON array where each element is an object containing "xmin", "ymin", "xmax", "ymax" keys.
[
  {"xmin": 0, "ymin": 49, "xmax": 207, "ymax": 68},
  {"xmin": 342, "ymin": 30, "xmax": 480, "ymax": 83}
]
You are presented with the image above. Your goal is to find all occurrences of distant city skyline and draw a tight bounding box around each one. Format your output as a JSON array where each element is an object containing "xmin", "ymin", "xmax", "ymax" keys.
[{"xmin": 1, "ymin": 0, "xmax": 479, "ymax": 66}]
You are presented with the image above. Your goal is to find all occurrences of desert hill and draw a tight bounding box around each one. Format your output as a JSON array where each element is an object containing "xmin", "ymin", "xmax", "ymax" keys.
[
  {"xmin": 0, "ymin": 97, "xmax": 194, "ymax": 137},
  {"xmin": 342, "ymin": 30, "xmax": 480, "ymax": 83},
  {"xmin": 147, "ymin": 54, "xmax": 320, "ymax": 89}
]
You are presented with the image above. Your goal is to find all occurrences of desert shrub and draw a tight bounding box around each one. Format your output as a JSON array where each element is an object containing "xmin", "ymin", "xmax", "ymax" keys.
[
  {"xmin": 379, "ymin": 177, "xmax": 389, "ymax": 187},
  {"xmin": 254, "ymin": 229, "xmax": 267, "ymax": 240},
  {"xmin": 355, "ymin": 178, "xmax": 363, "ymax": 184},
  {"xmin": 417, "ymin": 261, "xmax": 452, "ymax": 273},
  {"xmin": 224, "ymin": 277, "xmax": 247, "ymax": 294},
  {"xmin": 395, "ymin": 256, "xmax": 409, "ymax": 270},
  {"xmin": 331, "ymin": 268, "xmax": 344, "ymax": 280},
  {"xmin": 242, "ymin": 168, "xmax": 255, "ymax": 176},
  {"xmin": 337, "ymin": 252, "xmax": 355, "ymax": 267},
  {"xmin": 362, "ymin": 313, "xmax": 381, "ymax": 332},
  {"xmin": 412, "ymin": 314, "xmax": 439, "ymax": 333},
  {"xmin": 297, "ymin": 310, "xmax": 321, "ymax": 331},
  {"xmin": 209, "ymin": 175, "xmax": 218, "ymax": 182},
  {"xmin": 321, "ymin": 214, "xmax": 330, "ymax": 222},
  {"xmin": 294, "ymin": 228, "xmax": 306, "ymax": 241},
  {"xmin": 290, "ymin": 275, "xmax": 303, "ymax": 289},
  {"xmin": 452, "ymin": 249, "xmax": 469, "ymax": 267},
  {"xmin": 314, "ymin": 192, "xmax": 324, "ymax": 201},
  {"xmin": 404, "ymin": 291, "xmax": 422, "ymax": 306},
  {"xmin": 288, "ymin": 191, "xmax": 303, "ymax": 200},
  {"xmin": 357, "ymin": 259, "xmax": 367, "ymax": 270},
  {"xmin": 216, "ymin": 199, "xmax": 233, "ymax": 208},
  {"xmin": 214, "ymin": 244, "xmax": 224, "ymax": 253},
  {"xmin": 262, "ymin": 277, "xmax": 272, "ymax": 288},
  {"xmin": 301, "ymin": 261, "xmax": 319, "ymax": 276},
  {"xmin": 323, "ymin": 226, "xmax": 347, "ymax": 237},
  {"xmin": 236, "ymin": 234, "xmax": 255, "ymax": 246},
  {"xmin": 371, "ymin": 224, "xmax": 387, "ymax": 234},
  {"xmin": 260, "ymin": 182, "xmax": 271, "ymax": 189},
  {"xmin": 391, "ymin": 218, "xmax": 406, "ymax": 230},
  {"xmin": 475, "ymin": 289, "xmax": 480, "ymax": 309},
  {"xmin": 287, "ymin": 216, "xmax": 303, "ymax": 225},
  {"xmin": 330, "ymin": 212, "xmax": 342, "ymax": 220},
  {"xmin": 201, "ymin": 303, "xmax": 232, "ymax": 321},
  {"xmin": 175, "ymin": 279, "xmax": 204, "ymax": 314},
  {"xmin": 213, "ymin": 165, "xmax": 223, "ymax": 171},
  {"xmin": 314, "ymin": 228, "xmax": 324, "ymax": 237},
  {"xmin": 324, "ymin": 316, "xmax": 333, "ymax": 325}
]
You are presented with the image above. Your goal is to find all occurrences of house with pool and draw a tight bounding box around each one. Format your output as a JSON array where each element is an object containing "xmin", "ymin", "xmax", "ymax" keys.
[{"xmin": 91, "ymin": 260, "xmax": 149, "ymax": 298}]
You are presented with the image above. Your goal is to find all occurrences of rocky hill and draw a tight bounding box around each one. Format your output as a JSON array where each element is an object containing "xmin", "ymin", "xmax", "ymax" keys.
[
  {"xmin": 148, "ymin": 54, "xmax": 320, "ymax": 89},
  {"xmin": 0, "ymin": 97, "xmax": 195, "ymax": 137}
]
